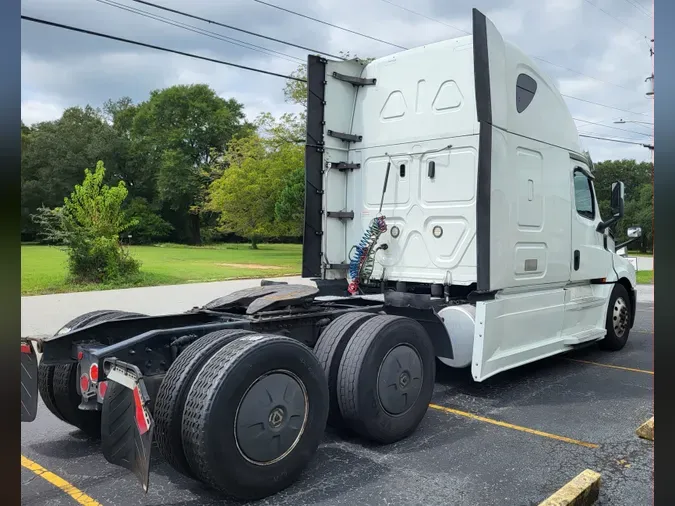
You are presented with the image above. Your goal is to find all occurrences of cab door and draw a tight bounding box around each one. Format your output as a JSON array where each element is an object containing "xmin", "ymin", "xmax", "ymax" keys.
[{"xmin": 569, "ymin": 164, "xmax": 614, "ymax": 282}]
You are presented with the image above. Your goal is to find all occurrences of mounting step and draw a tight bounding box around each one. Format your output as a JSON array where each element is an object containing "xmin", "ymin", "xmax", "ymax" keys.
[
  {"xmin": 331, "ymin": 71, "xmax": 376, "ymax": 86},
  {"xmin": 327, "ymin": 130, "xmax": 362, "ymax": 143},
  {"xmin": 328, "ymin": 162, "xmax": 361, "ymax": 171},
  {"xmin": 326, "ymin": 211, "xmax": 354, "ymax": 220},
  {"xmin": 327, "ymin": 264, "xmax": 350, "ymax": 270}
]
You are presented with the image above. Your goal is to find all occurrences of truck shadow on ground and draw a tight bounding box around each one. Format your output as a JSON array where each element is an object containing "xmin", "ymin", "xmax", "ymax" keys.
[{"xmin": 144, "ymin": 442, "xmax": 389, "ymax": 506}]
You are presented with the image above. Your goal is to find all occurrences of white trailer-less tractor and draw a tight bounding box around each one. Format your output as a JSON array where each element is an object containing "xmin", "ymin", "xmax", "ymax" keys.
[{"xmin": 21, "ymin": 9, "xmax": 643, "ymax": 501}]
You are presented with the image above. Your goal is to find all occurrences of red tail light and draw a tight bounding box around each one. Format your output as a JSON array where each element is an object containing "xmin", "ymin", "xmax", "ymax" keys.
[
  {"xmin": 89, "ymin": 363, "xmax": 99, "ymax": 382},
  {"xmin": 80, "ymin": 374, "xmax": 90, "ymax": 393}
]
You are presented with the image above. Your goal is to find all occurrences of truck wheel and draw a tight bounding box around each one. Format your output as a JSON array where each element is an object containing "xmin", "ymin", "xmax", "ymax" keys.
[
  {"xmin": 154, "ymin": 328, "xmax": 255, "ymax": 477},
  {"xmin": 600, "ymin": 284, "xmax": 632, "ymax": 351},
  {"xmin": 337, "ymin": 315, "xmax": 435, "ymax": 444},
  {"xmin": 182, "ymin": 334, "xmax": 329, "ymax": 501},
  {"xmin": 313, "ymin": 312, "xmax": 376, "ymax": 428},
  {"xmin": 42, "ymin": 310, "xmax": 146, "ymax": 437},
  {"xmin": 38, "ymin": 310, "xmax": 125, "ymax": 422}
]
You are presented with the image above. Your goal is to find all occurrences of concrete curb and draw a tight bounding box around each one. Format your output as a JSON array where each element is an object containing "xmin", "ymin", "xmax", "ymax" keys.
[
  {"xmin": 538, "ymin": 469, "xmax": 601, "ymax": 506},
  {"xmin": 636, "ymin": 417, "xmax": 654, "ymax": 441}
]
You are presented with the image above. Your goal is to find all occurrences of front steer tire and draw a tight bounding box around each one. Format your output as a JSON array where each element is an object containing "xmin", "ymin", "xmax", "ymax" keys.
[
  {"xmin": 153, "ymin": 328, "xmax": 255, "ymax": 477},
  {"xmin": 600, "ymin": 283, "xmax": 633, "ymax": 351},
  {"xmin": 337, "ymin": 315, "xmax": 436, "ymax": 444},
  {"xmin": 38, "ymin": 310, "xmax": 146, "ymax": 438},
  {"xmin": 181, "ymin": 334, "xmax": 329, "ymax": 501}
]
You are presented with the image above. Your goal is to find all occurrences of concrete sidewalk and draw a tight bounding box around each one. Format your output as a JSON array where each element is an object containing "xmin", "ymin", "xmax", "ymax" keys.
[{"xmin": 21, "ymin": 278, "xmax": 655, "ymax": 337}]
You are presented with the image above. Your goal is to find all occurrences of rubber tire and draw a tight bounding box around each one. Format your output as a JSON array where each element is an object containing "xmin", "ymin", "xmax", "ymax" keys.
[
  {"xmin": 337, "ymin": 315, "xmax": 436, "ymax": 444},
  {"xmin": 43, "ymin": 310, "xmax": 146, "ymax": 437},
  {"xmin": 181, "ymin": 334, "xmax": 329, "ymax": 501},
  {"xmin": 313, "ymin": 312, "xmax": 376, "ymax": 428},
  {"xmin": 599, "ymin": 283, "xmax": 632, "ymax": 351},
  {"xmin": 154, "ymin": 328, "xmax": 255, "ymax": 477}
]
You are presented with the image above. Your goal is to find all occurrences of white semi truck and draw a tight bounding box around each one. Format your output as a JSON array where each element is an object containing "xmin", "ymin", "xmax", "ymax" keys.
[{"xmin": 21, "ymin": 8, "xmax": 642, "ymax": 502}]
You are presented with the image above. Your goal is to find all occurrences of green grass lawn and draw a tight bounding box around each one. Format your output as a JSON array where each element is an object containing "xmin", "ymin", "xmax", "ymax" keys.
[
  {"xmin": 628, "ymin": 251, "xmax": 653, "ymax": 257},
  {"xmin": 636, "ymin": 270, "xmax": 654, "ymax": 284},
  {"xmin": 21, "ymin": 243, "xmax": 302, "ymax": 296}
]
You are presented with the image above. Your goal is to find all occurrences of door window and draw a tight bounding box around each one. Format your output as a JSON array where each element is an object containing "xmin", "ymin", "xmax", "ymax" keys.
[{"xmin": 573, "ymin": 169, "xmax": 595, "ymax": 220}]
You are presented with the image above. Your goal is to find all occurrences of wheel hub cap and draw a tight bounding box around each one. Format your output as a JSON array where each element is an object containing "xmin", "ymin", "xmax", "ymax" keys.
[
  {"xmin": 613, "ymin": 297, "xmax": 629, "ymax": 338},
  {"xmin": 235, "ymin": 371, "xmax": 308, "ymax": 465},
  {"xmin": 377, "ymin": 345, "xmax": 423, "ymax": 416}
]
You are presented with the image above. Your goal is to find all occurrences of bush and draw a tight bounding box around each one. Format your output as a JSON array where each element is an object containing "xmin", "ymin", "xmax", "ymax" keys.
[
  {"xmin": 125, "ymin": 197, "xmax": 173, "ymax": 244},
  {"xmin": 32, "ymin": 161, "xmax": 140, "ymax": 283}
]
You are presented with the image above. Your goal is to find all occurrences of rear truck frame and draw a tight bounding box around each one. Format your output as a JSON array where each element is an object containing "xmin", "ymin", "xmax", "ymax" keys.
[{"xmin": 21, "ymin": 8, "xmax": 641, "ymax": 502}]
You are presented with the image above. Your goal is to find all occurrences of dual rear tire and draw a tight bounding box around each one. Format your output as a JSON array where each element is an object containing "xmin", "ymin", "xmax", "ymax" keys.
[
  {"xmin": 37, "ymin": 310, "xmax": 146, "ymax": 438},
  {"xmin": 314, "ymin": 312, "xmax": 436, "ymax": 443},
  {"xmin": 155, "ymin": 331, "xmax": 329, "ymax": 501}
]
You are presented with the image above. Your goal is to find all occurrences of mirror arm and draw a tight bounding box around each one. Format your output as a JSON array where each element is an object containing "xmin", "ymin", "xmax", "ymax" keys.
[
  {"xmin": 597, "ymin": 215, "xmax": 620, "ymax": 233},
  {"xmin": 615, "ymin": 236, "xmax": 640, "ymax": 252}
]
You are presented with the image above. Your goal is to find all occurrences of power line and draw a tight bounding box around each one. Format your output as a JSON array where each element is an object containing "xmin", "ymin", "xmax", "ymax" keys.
[
  {"xmin": 562, "ymin": 94, "xmax": 650, "ymax": 116},
  {"xmin": 622, "ymin": 0, "xmax": 653, "ymax": 18},
  {"xmin": 252, "ymin": 0, "xmax": 407, "ymax": 50},
  {"xmin": 580, "ymin": 133, "xmax": 652, "ymax": 147},
  {"xmin": 131, "ymin": 0, "xmax": 344, "ymax": 60},
  {"xmin": 573, "ymin": 117, "xmax": 652, "ymax": 137},
  {"xmin": 377, "ymin": 0, "xmax": 470, "ymax": 36},
  {"xmin": 582, "ymin": 0, "xmax": 648, "ymax": 38},
  {"xmin": 530, "ymin": 56, "xmax": 637, "ymax": 92},
  {"xmin": 21, "ymin": 16, "xmax": 307, "ymax": 82},
  {"xmin": 95, "ymin": 0, "xmax": 303, "ymax": 64}
]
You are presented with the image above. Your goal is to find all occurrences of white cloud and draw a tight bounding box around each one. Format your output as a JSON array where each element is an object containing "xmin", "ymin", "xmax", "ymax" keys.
[{"xmin": 21, "ymin": 97, "xmax": 64, "ymax": 125}]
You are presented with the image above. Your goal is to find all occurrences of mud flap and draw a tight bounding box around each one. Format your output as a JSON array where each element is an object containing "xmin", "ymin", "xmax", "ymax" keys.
[
  {"xmin": 21, "ymin": 340, "xmax": 38, "ymax": 422},
  {"xmin": 101, "ymin": 359, "xmax": 154, "ymax": 493}
]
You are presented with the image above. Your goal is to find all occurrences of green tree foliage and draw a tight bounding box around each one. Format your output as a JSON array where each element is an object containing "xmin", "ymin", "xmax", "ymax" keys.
[
  {"xmin": 591, "ymin": 158, "xmax": 653, "ymax": 250},
  {"xmin": 275, "ymin": 166, "xmax": 305, "ymax": 237},
  {"xmin": 21, "ymin": 106, "xmax": 122, "ymax": 239},
  {"xmin": 207, "ymin": 114, "xmax": 304, "ymax": 248},
  {"xmin": 33, "ymin": 161, "xmax": 140, "ymax": 282},
  {"xmin": 125, "ymin": 197, "xmax": 174, "ymax": 244},
  {"xmin": 131, "ymin": 84, "xmax": 251, "ymax": 244}
]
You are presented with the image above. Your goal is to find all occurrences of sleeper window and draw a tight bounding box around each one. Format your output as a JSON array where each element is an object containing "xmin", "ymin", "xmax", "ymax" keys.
[
  {"xmin": 516, "ymin": 74, "xmax": 537, "ymax": 113},
  {"xmin": 573, "ymin": 170, "xmax": 595, "ymax": 220}
]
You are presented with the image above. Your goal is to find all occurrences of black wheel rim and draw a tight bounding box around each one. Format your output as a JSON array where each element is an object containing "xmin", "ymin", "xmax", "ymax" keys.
[
  {"xmin": 377, "ymin": 344, "xmax": 423, "ymax": 416},
  {"xmin": 235, "ymin": 370, "xmax": 308, "ymax": 465}
]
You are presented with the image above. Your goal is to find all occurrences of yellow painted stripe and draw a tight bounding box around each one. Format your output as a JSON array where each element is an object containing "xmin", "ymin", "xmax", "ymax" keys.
[
  {"xmin": 21, "ymin": 455, "xmax": 102, "ymax": 506},
  {"xmin": 428, "ymin": 404, "xmax": 599, "ymax": 449},
  {"xmin": 564, "ymin": 357, "xmax": 654, "ymax": 375}
]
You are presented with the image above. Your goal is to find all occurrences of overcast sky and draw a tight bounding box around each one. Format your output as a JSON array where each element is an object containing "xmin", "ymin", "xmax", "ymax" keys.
[{"xmin": 21, "ymin": 0, "xmax": 654, "ymax": 162}]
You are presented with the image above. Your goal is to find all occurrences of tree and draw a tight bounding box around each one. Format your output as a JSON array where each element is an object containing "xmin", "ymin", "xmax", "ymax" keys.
[
  {"xmin": 591, "ymin": 158, "xmax": 653, "ymax": 249},
  {"xmin": 207, "ymin": 114, "xmax": 304, "ymax": 248},
  {"xmin": 33, "ymin": 161, "xmax": 140, "ymax": 282},
  {"xmin": 21, "ymin": 106, "xmax": 125, "ymax": 239},
  {"xmin": 131, "ymin": 84, "xmax": 251, "ymax": 244}
]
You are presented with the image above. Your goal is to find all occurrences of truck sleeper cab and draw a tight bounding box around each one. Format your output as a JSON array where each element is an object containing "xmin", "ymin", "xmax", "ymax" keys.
[{"xmin": 20, "ymin": 8, "xmax": 639, "ymax": 503}]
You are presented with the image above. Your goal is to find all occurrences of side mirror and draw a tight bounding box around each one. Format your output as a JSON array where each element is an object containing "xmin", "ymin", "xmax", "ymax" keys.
[
  {"xmin": 627, "ymin": 226, "xmax": 642, "ymax": 238},
  {"xmin": 598, "ymin": 181, "xmax": 625, "ymax": 233},
  {"xmin": 610, "ymin": 181, "xmax": 625, "ymax": 217}
]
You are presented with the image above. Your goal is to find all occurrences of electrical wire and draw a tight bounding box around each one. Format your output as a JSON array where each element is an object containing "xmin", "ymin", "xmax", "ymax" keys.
[
  {"xmin": 622, "ymin": 0, "xmax": 653, "ymax": 18},
  {"xmin": 582, "ymin": 0, "xmax": 648, "ymax": 38},
  {"xmin": 20, "ymin": 16, "xmax": 308, "ymax": 82},
  {"xmin": 95, "ymin": 0, "xmax": 304, "ymax": 64},
  {"xmin": 252, "ymin": 0, "xmax": 407, "ymax": 50},
  {"xmin": 580, "ymin": 133, "xmax": 653, "ymax": 147},
  {"xmin": 377, "ymin": 0, "xmax": 470, "ymax": 35},
  {"xmin": 562, "ymin": 94, "xmax": 651, "ymax": 117},
  {"xmin": 131, "ymin": 0, "xmax": 345, "ymax": 60},
  {"xmin": 573, "ymin": 118, "xmax": 652, "ymax": 137}
]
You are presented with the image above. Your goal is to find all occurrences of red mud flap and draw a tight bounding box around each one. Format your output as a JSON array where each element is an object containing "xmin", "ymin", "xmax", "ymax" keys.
[
  {"xmin": 21, "ymin": 340, "xmax": 38, "ymax": 422},
  {"xmin": 101, "ymin": 358, "xmax": 154, "ymax": 493}
]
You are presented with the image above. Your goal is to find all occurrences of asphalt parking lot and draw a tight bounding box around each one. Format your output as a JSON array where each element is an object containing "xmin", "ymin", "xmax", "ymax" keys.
[{"xmin": 21, "ymin": 301, "xmax": 653, "ymax": 506}]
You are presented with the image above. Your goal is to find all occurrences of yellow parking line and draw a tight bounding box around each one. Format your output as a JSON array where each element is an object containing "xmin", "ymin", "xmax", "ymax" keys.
[
  {"xmin": 21, "ymin": 455, "xmax": 102, "ymax": 506},
  {"xmin": 428, "ymin": 404, "xmax": 599, "ymax": 449},
  {"xmin": 564, "ymin": 358, "xmax": 653, "ymax": 375}
]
